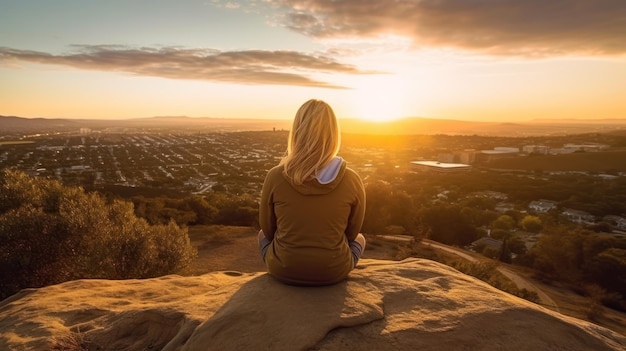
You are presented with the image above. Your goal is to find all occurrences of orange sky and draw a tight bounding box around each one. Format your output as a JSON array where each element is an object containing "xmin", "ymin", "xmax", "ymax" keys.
[{"xmin": 1, "ymin": 1, "xmax": 625, "ymax": 122}]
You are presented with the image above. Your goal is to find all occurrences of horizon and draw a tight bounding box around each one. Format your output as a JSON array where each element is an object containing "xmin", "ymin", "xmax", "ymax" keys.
[
  {"xmin": 1, "ymin": 1, "xmax": 626, "ymax": 122},
  {"xmin": 4, "ymin": 113, "xmax": 626, "ymax": 138},
  {"xmin": 5, "ymin": 114, "xmax": 626, "ymax": 124}
]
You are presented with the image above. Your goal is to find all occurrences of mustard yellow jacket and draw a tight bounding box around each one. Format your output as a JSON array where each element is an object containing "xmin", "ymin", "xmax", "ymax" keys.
[{"xmin": 259, "ymin": 159, "xmax": 366, "ymax": 285}]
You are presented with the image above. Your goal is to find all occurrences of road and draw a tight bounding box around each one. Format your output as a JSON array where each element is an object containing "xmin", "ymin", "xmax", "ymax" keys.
[
  {"xmin": 377, "ymin": 235, "xmax": 559, "ymax": 311},
  {"xmin": 421, "ymin": 239, "xmax": 560, "ymax": 312}
]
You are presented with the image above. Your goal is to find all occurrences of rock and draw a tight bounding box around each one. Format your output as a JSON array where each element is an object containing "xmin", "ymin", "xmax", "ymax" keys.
[{"xmin": 1, "ymin": 258, "xmax": 624, "ymax": 351}]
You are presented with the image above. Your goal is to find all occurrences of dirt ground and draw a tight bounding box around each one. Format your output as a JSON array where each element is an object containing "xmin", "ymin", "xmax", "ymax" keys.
[
  {"xmin": 185, "ymin": 225, "xmax": 626, "ymax": 337},
  {"xmin": 186, "ymin": 225, "xmax": 266, "ymax": 275},
  {"xmin": 186, "ymin": 225, "xmax": 404, "ymax": 275}
]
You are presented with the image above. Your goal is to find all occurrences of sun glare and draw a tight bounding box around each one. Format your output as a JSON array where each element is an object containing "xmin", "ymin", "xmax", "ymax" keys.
[{"xmin": 348, "ymin": 75, "xmax": 414, "ymax": 122}]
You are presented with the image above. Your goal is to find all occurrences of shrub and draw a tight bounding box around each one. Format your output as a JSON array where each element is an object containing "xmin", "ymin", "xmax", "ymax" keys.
[
  {"xmin": 451, "ymin": 260, "xmax": 539, "ymax": 303},
  {"xmin": 0, "ymin": 170, "xmax": 196, "ymax": 299}
]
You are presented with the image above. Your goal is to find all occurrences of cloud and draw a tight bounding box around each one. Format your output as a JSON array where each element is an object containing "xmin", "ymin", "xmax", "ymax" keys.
[
  {"xmin": 0, "ymin": 45, "xmax": 367, "ymax": 88},
  {"xmin": 267, "ymin": 0, "xmax": 626, "ymax": 57}
]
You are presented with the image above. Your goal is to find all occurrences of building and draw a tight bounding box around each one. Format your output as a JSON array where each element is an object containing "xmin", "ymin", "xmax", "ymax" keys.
[
  {"xmin": 563, "ymin": 143, "xmax": 609, "ymax": 152},
  {"xmin": 437, "ymin": 149, "xmax": 477, "ymax": 164},
  {"xmin": 549, "ymin": 148, "xmax": 577, "ymax": 155},
  {"xmin": 604, "ymin": 215, "xmax": 626, "ymax": 231},
  {"xmin": 478, "ymin": 147, "xmax": 520, "ymax": 162},
  {"xmin": 561, "ymin": 208, "xmax": 595, "ymax": 224},
  {"xmin": 468, "ymin": 191, "xmax": 508, "ymax": 200},
  {"xmin": 528, "ymin": 199, "xmax": 557, "ymax": 213},
  {"xmin": 410, "ymin": 161, "xmax": 471, "ymax": 173},
  {"xmin": 470, "ymin": 237, "xmax": 503, "ymax": 252},
  {"xmin": 495, "ymin": 202, "xmax": 515, "ymax": 213},
  {"xmin": 515, "ymin": 231, "xmax": 540, "ymax": 250},
  {"xmin": 437, "ymin": 153, "xmax": 455, "ymax": 163},
  {"xmin": 522, "ymin": 145, "xmax": 549, "ymax": 155},
  {"xmin": 457, "ymin": 149, "xmax": 477, "ymax": 164}
]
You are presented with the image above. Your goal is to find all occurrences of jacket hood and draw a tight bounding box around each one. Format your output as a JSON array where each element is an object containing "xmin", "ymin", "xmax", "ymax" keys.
[{"xmin": 284, "ymin": 157, "xmax": 346, "ymax": 195}]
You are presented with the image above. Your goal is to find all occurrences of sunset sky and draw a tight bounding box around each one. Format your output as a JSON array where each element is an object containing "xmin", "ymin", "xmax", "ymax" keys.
[{"xmin": 1, "ymin": 0, "xmax": 625, "ymax": 122}]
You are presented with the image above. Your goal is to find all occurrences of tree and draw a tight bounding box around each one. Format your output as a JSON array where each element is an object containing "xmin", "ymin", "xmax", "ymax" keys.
[
  {"xmin": 491, "ymin": 215, "xmax": 515, "ymax": 232},
  {"xmin": 507, "ymin": 235, "xmax": 528, "ymax": 256},
  {"xmin": 489, "ymin": 215, "xmax": 517, "ymax": 263},
  {"xmin": 531, "ymin": 225, "xmax": 585, "ymax": 282},
  {"xmin": 490, "ymin": 229, "xmax": 510, "ymax": 240},
  {"xmin": 460, "ymin": 207, "xmax": 499, "ymax": 228},
  {"xmin": 587, "ymin": 221, "xmax": 612, "ymax": 233},
  {"xmin": 418, "ymin": 204, "xmax": 478, "ymax": 246},
  {"xmin": 583, "ymin": 248, "xmax": 626, "ymax": 298},
  {"xmin": 521, "ymin": 215, "xmax": 543, "ymax": 233},
  {"xmin": 362, "ymin": 181, "xmax": 392, "ymax": 234},
  {"xmin": 387, "ymin": 190, "xmax": 420, "ymax": 235},
  {"xmin": 206, "ymin": 192, "xmax": 258, "ymax": 226},
  {"xmin": 0, "ymin": 170, "xmax": 196, "ymax": 299},
  {"xmin": 185, "ymin": 196, "xmax": 218, "ymax": 225},
  {"xmin": 362, "ymin": 181, "xmax": 422, "ymax": 235}
]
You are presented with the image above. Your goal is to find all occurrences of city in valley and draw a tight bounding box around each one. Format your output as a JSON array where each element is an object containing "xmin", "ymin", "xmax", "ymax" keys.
[
  {"xmin": 1, "ymin": 117, "xmax": 626, "ymax": 336},
  {"xmin": 1, "ymin": 119, "xmax": 626, "ymax": 233}
]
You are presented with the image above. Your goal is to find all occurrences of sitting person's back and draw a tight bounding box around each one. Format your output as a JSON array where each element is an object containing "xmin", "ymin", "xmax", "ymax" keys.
[{"xmin": 258, "ymin": 99, "xmax": 366, "ymax": 286}]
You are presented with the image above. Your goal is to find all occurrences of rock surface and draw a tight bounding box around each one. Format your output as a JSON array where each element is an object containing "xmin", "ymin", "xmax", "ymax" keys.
[{"xmin": 1, "ymin": 258, "xmax": 625, "ymax": 351}]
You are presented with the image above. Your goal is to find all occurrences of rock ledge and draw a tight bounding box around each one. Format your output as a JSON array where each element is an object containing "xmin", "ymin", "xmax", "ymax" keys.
[{"xmin": 1, "ymin": 258, "xmax": 624, "ymax": 350}]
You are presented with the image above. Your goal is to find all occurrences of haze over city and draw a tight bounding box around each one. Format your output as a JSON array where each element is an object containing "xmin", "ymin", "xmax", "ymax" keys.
[{"xmin": 1, "ymin": 0, "xmax": 625, "ymax": 122}]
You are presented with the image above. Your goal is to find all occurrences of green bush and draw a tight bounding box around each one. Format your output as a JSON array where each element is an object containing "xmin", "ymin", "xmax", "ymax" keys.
[
  {"xmin": 0, "ymin": 170, "xmax": 196, "ymax": 299},
  {"xmin": 130, "ymin": 193, "xmax": 255, "ymax": 227}
]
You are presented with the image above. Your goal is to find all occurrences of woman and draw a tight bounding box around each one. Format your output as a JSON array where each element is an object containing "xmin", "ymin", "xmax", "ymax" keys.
[{"xmin": 258, "ymin": 99, "xmax": 366, "ymax": 286}]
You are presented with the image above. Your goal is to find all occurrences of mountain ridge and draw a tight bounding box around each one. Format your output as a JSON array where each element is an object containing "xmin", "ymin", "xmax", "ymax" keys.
[{"xmin": 2, "ymin": 115, "xmax": 626, "ymax": 136}]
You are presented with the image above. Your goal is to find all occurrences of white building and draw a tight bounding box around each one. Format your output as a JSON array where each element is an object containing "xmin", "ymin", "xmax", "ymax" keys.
[
  {"xmin": 495, "ymin": 202, "xmax": 515, "ymax": 213},
  {"xmin": 522, "ymin": 145, "xmax": 549, "ymax": 155},
  {"xmin": 549, "ymin": 148, "xmax": 577, "ymax": 155},
  {"xmin": 410, "ymin": 161, "xmax": 471, "ymax": 173},
  {"xmin": 561, "ymin": 208, "xmax": 595, "ymax": 224},
  {"xmin": 480, "ymin": 147, "xmax": 520, "ymax": 162},
  {"xmin": 494, "ymin": 147, "xmax": 520, "ymax": 153},
  {"xmin": 528, "ymin": 199, "xmax": 557, "ymax": 213},
  {"xmin": 563, "ymin": 143, "xmax": 609, "ymax": 152}
]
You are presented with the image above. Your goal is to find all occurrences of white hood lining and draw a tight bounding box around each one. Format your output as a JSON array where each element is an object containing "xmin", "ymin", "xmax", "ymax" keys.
[{"xmin": 316, "ymin": 157, "xmax": 343, "ymax": 184}]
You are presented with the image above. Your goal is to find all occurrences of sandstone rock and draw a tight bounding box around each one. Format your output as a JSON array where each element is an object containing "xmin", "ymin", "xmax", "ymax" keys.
[{"xmin": 1, "ymin": 258, "xmax": 624, "ymax": 350}]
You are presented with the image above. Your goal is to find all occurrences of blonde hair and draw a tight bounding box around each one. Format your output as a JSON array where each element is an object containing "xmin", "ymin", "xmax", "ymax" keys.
[{"xmin": 280, "ymin": 99, "xmax": 341, "ymax": 186}]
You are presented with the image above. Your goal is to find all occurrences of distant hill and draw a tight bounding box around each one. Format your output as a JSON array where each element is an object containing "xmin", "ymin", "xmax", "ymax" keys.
[
  {"xmin": 0, "ymin": 116, "xmax": 83, "ymax": 133},
  {"xmin": 2, "ymin": 115, "xmax": 626, "ymax": 136},
  {"xmin": 340, "ymin": 118, "xmax": 626, "ymax": 136},
  {"xmin": 530, "ymin": 118, "xmax": 626, "ymax": 124},
  {"xmin": 0, "ymin": 115, "xmax": 292, "ymax": 134}
]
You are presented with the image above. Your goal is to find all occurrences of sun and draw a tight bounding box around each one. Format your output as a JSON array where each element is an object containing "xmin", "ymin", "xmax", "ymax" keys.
[{"xmin": 348, "ymin": 74, "xmax": 414, "ymax": 122}]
